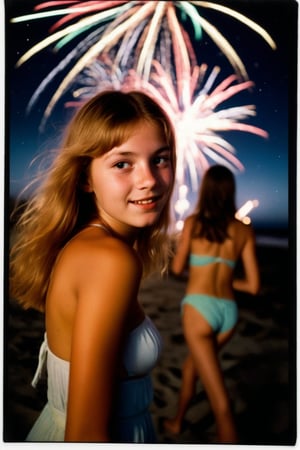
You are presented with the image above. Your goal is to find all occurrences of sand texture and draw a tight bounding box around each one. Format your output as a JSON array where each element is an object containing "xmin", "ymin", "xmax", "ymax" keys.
[{"xmin": 4, "ymin": 242, "xmax": 296, "ymax": 444}]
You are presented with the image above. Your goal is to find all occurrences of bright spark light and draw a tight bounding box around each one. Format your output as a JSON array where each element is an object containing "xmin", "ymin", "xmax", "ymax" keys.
[
  {"xmin": 235, "ymin": 199, "xmax": 259, "ymax": 224},
  {"xmin": 174, "ymin": 184, "xmax": 190, "ymax": 223},
  {"xmin": 11, "ymin": 1, "xmax": 276, "ymax": 125}
]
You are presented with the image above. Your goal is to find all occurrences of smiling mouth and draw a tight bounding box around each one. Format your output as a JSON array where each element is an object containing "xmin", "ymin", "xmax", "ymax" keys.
[{"xmin": 131, "ymin": 195, "xmax": 161, "ymax": 205}]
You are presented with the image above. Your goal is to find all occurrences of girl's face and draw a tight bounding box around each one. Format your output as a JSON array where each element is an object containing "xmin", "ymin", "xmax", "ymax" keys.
[{"xmin": 87, "ymin": 121, "xmax": 174, "ymax": 238}]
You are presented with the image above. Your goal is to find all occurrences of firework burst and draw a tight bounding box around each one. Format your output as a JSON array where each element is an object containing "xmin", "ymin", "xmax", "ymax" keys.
[
  {"xmin": 127, "ymin": 61, "xmax": 267, "ymax": 182},
  {"xmin": 77, "ymin": 60, "xmax": 267, "ymax": 223},
  {"xmin": 12, "ymin": 1, "xmax": 276, "ymax": 125}
]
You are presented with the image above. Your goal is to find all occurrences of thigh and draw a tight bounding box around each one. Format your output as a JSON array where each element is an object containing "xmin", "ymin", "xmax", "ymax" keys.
[
  {"xmin": 182, "ymin": 303, "xmax": 214, "ymax": 337},
  {"xmin": 183, "ymin": 353, "xmax": 197, "ymax": 373},
  {"xmin": 183, "ymin": 307, "xmax": 230, "ymax": 410}
]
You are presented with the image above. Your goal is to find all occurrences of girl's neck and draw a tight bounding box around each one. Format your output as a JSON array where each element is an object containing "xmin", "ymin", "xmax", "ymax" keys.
[{"xmin": 88, "ymin": 221, "xmax": 137, "ymax": 246}]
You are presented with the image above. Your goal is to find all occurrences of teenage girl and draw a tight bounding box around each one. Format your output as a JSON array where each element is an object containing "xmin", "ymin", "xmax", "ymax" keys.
[
  {"xmin": 164, "ymin": 165, "xmax": 260, "ymax": 443},
  {"xmin": 10, "ymin": 90, "xmax": 176, "ymax": 442}
]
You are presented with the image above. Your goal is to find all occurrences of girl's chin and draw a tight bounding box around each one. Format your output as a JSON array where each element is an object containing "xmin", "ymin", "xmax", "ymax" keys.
[{"xmin": 132, "ymin": 215, "xmax": 160, "ymax": 228}]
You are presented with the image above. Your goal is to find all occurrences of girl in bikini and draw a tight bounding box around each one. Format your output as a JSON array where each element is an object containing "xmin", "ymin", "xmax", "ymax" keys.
[
  {"xmin": 164, "ymin": 165, "xmax": 260, "ymax": 443},
  {"xmin": 9, "ymin": 90, "xmax": 176, "ymax": 442}
]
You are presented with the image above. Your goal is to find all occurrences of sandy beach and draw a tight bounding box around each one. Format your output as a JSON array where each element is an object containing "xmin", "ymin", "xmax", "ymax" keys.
[{"xmin": 4, "ymin": 236, "xmax": 296, "ymax": 444}]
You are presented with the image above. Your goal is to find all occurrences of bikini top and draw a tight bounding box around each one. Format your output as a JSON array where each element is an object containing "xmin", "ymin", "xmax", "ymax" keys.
[{"xmin": 189, "ymin": 253, "xmax": 235, "ymax": 269}]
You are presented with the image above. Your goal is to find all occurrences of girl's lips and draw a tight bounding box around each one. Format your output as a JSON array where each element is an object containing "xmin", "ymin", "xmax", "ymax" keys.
[{"xmin": 130, "ymin": 195, "xmax": 162, "ymax": 209}]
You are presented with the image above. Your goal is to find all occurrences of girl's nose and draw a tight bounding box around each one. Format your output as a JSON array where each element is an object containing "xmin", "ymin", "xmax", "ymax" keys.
[{"xmin": 135, "ymin": 163, "xmax": 157, "ymax": 189}]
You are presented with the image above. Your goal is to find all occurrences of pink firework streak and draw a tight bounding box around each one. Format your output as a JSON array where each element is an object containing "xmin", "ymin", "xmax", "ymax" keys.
[
  {"xmin": 12, "ymin": 1, "xmax": 276, "ymax": 123},
  {"xmin": 127, "ymin": 62, "xmax": 268, "ymax": 187},
  {"xmin": 68, "ymin": 58, "xmax": 269, "ymax": 223}
]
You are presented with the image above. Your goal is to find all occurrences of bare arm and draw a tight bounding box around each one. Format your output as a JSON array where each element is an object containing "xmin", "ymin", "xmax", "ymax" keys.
[
  {"xmin": 171, "ymin": 216, "xmax": 194, "ymax": 275},
  {"xmin": 64, "ymin": 242, "xmax": 141, "ymax": 442},
  {"xmin": 233, "ymin": 226, "xmax": 260, "ymax": 295}
]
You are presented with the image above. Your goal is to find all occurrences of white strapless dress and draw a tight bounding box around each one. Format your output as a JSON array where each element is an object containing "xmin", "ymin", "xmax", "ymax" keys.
[{"xmin": 26, "ymin": 316, "xmax": 162, "ymax": 443}]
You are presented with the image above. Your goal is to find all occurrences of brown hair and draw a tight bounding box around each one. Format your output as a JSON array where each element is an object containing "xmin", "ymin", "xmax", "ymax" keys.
[
  {"xmin": 193, "ymin": 165, "xmax": 236, "ymax": 242},
  {"xmin": 10, "ymin": 91, "xmax": 176, "ymax": 311}
]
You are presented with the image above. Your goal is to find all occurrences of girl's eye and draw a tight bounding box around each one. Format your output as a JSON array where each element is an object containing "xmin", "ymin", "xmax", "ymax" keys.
[
  {"xmin": 153, "ymin": 155, "xmax": 170, "ymax": 166},
  {"xmin": 114, "ymin": 161, "xmax": 130, "ymax": 169}
]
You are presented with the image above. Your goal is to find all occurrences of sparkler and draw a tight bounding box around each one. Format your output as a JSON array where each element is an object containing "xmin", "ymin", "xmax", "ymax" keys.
[{"xmin": 235, "ymin": 199, "xmax": 259, "ymax": 224}]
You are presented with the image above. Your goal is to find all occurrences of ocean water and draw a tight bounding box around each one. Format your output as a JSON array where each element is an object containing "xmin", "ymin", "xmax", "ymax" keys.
[{"xmin": 256, "ymin": 234, "xmax": 288, "ymax": 248}]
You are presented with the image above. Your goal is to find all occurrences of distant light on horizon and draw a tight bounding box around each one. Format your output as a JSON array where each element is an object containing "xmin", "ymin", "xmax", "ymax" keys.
[{"xmin": 174, "ymin": 198, "xmax": 259, "ymax": 232}]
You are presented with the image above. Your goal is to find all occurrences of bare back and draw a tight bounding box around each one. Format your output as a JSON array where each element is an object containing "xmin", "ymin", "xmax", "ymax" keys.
[{"xmin": 172, "ymin": 215, "xmax": 259, "ymax": 299}]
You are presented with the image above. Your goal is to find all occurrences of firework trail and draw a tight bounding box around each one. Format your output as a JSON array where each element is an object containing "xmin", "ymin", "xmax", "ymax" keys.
[
  {"xmin": 11, "ymin": 1, "xmax": 275, "ymax": 226},
  {"xmin": 68, "ymin": 55, "xmax": 269, "ymax": 224},
  {"xmin": 12, "ymin": 1, "xmax": 276, "ymax": 125},
  {"xmin": 122, "ymin": 61, "xmax": 268, "ymax": 222}
]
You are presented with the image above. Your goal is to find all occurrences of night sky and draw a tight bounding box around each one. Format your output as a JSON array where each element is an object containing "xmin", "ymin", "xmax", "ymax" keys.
[{"xmin": 5, "ymin": 0, "xmax": 298, "ymax": 230}]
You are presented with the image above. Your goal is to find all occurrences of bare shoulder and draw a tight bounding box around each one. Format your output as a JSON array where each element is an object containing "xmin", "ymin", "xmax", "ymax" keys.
[
  {"xmin": 56, "ymin": 228, "xmax": 142, "ymax": 280},
  {"xmin": 230, "ymin": 219, "xmax": 255, "ymax": 244},
  {"xmin": 184, "ymin": 214, "xmax": 197, "ymax": 231},
  {"xmin": 185, "ymin": 214, "xmax": 197, "ymax": 225},
  {"xmin": 234, "ymin": 219, "xmax": 254, "ymax": 235}
]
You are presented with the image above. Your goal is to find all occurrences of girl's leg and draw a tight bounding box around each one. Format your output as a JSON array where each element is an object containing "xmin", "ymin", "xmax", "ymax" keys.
[
  {"xmin": 164, "ymin": 354, "xmax": 197, "ymax": 434},
  {"xmin": 183, "ymin": 305, "xmax": 238, "ymax": 443}
]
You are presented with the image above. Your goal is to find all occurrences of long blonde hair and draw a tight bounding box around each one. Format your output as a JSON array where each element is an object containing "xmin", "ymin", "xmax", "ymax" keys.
[{"xmin": 10, "ymin": 91, "xmax": 176, "ymax": 311}]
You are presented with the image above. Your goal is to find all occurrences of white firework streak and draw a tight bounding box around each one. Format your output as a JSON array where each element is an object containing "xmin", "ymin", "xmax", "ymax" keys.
[
  {"xmin": 123, "ymin": 61, "xmax": 268, "ymax": 216},
  {"xmin": 11, "ymin": 0, "xmax": 276, "ymax": 125},
  {"xmin": 69, "ymin": 58, "xmax": 268, "ymax": 223}
]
